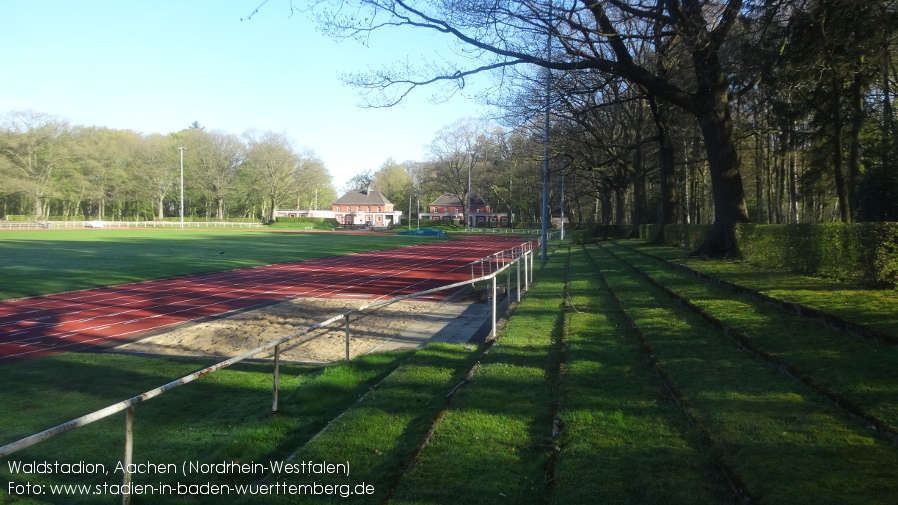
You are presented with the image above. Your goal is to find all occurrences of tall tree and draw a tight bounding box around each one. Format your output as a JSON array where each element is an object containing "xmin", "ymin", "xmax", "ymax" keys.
[
  {"xmin": 293, "ymin": 149, "xmax": 334, "ymax": 210},
  {"xmin": 183, "ymin": 128, "xmax": 245, "ymax": 220},
  {"xmin": 244, "ymin": 130, "xmax": 299, "ymax": 223},
  {"xmin": 0, "ymin": 110, "xmax": 70, "ymax": 219},
  {"xmin": 133, "ymin": 134, "xmax": 179, "ymax": 220},
  {"xmin": 427, "ymin": 117, "xmax": 493, "ymax": 227},
  {"xmin": 373, "ymin": 158, "xmax": 413, "ymax": 211},
  {"xmin": 70, "ymin": 126, "xmax": 139, "ymax": 220}
]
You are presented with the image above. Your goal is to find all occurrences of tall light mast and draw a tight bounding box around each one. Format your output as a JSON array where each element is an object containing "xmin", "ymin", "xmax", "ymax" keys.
[{"xmin": 178, "ymin": 147, "xmax": 185, "ymax": 229}]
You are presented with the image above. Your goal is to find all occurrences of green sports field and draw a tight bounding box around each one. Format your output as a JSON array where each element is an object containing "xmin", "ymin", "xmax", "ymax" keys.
[{"xmin": 0, "ymin": 229, "xmax": 441, "ymax": 300}]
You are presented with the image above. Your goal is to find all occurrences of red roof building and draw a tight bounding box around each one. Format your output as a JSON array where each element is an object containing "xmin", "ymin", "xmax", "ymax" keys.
[
  {"xmin": 331, "ymin": 188, "xmax": 403, "ymax": 227},
  {"xmin": 420, "ymin": 193, "xmax": 511, "ymax": 226}
]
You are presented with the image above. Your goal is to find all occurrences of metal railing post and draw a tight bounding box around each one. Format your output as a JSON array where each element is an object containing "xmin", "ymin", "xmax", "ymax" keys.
[
  {"xmin": 491, "ymin": 275, "xmax": 497, "ymax": 339},
  {"xmin": 524, "ymin": 251, "xmax": 530, "ymax": 292},
  {"xmin": 527, "ymin": 251, "xmax": 536, "ymax": 290},
  {"xmin": 271, "ymin": 344, "xmax": 281, "ymax": 414},
  {"xmin": 506, "ymin": 264, "xmax": 511, "ymax": 316},
  {"xmin": 516, "ymin": 255, "xmax": 521, "ymax": 302},
  {"xmin": 344, "ymin": 315, "xmax": 351, "ymax": 362},
  {"xmin": 122, "ymin": 407, "xmax": 134, "ymax": 505}
]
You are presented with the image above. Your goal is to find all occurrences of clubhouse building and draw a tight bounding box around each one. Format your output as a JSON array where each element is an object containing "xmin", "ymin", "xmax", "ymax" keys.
[
  {"xmin": 274, "ymin": 188, "xmax": 403, "ymax": 228},
  {"xmin": 420, "ymin": 193, "xmax": 511, "ymax": 227}
]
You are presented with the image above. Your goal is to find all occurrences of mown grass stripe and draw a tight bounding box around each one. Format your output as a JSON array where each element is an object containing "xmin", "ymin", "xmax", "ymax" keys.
[
  {"xmin": 625, "ymin": 240, "xmax": 898, "ymax": 339},
  {"xmin": 548, "ymin": 247, "xmax": 736, "ymax": 504},
  {"xmin": 589, "ymin": 245, "xmax": 898, "ymax": 504},
  {"xmin": 385, "ymin": 249, "xmax": 569, "ymax": 504},
  {"xmin": 233, "ymin": 343, "xmax": 483, "ymax": 505},
  {"xmin": 603, "ymin": 242, "xmax": 898, "ymax": 438},
  {"xmin": 615, "ymin": 240, "xmax": 898, "ymax": 345}
]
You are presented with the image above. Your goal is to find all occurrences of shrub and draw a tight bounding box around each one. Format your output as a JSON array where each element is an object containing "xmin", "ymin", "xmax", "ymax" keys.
[
  {"xmin": 664, "ymin": 223, "xmax": 898, "ymax": 287},
  {"xmin": 270, "ymin": 217, "xmax": 338, "ymax": 230}
]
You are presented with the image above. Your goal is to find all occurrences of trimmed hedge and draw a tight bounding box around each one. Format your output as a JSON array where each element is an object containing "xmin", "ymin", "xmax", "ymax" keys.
[
  {"xmin": 572, "ymin": 224, "xmax": 642, "ymax": 244},
  {"xmin": 737, "ymin": 223, "xmax": 898, "ymax": 285},
  {"xmin": 639, "ymin": 222, "xmax": 898, "ymax": 287},
  {"xmin": 269, "ymin": 217, "xmax": 338, "ymax": 230},
  {"xmin": 640, "ymin": 224, "xmax": 712, "ymax": 249}
]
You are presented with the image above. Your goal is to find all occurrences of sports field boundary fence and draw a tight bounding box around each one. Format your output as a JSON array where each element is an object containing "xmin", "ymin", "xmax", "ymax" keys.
[
  {"xmin": 0, "ymin": 220, "xmax": 264, "ymax": 230},
  {"xmin": 0, "ymin": 238, "xmax": 541, "ymax": 504}
]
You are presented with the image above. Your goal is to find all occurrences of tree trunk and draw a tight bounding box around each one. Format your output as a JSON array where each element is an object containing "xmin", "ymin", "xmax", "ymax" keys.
[
  {"xmin": 614, "ymin": 186, "xmax": 626, "ymax": 227},
  {"xmin": 601, "ymin": 191, "xmax": 612, "ymax": 225},
  {"xmin": 268, "ymin": 196, "xmax": 278, "ymax": 224},
  {"xmin": 831, "ymin": 79, "xmax": 850, "ymax": 222},
  {"xmin": 33, "ymin": 197, "xmax": 43, "ymax": 220},
  {"xmin": 657, "ymin": 141, "xmax": 676, "ymax": 234},
  {"xmin": 692, "ymin": 100, "xmax": 750, "ymax": 256},
  {"xmin": 788, "ymin": 126, "xmax": 799, "ymax": 223},
  {"xmin": 631, "ymin": 157, "xmax": 646, "ymax": 237},
  {"xmin": 847, "ymin": 69, "xmax": 865, "ymax": 220},
  {"xmin": 882, "ymin": 48, "xmax": 894, "ymax": 165}
]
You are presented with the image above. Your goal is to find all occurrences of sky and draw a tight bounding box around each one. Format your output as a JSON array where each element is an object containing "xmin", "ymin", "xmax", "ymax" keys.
[{"xmin": 0, "ymin": 0, "xmax": 492, "ymax": 189}]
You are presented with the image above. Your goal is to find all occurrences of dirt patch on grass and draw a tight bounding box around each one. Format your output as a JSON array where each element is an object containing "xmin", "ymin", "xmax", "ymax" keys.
[{"xmin": 116, "ymin": 298, "xmax": 442, "ymax": 363}]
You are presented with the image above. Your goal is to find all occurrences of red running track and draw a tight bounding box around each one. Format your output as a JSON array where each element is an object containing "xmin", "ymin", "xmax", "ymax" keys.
[{"xmin": 0, "ymin": 237, "xmax": 533, "ymax": 362}]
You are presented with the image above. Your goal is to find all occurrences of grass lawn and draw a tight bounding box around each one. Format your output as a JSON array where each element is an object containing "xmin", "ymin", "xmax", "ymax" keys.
[
  {"xmin": 0, "ymin": 229, "xmax": 440, "ymax": 300},
  {"xmin": 0, "ymin": 351, "xmax": 414, "ymax": 505}
]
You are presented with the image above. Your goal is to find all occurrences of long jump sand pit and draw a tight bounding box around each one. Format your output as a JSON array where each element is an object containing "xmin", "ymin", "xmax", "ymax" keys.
[{"xmin": 114, "ymin": 296, "xmax": 487, "ymax": 363}]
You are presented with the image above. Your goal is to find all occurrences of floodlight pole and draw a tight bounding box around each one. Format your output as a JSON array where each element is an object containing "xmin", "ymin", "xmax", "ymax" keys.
[
  {"xmin": 560, "ymin": 171, "xmax": 565, "ymax": 241},
  {"xmin": 540, "ymin": 3, "xmax": 552, "ymax": 261},
  {"xmin": 178, "ymin": 147, "xmax": 185, "ymax": 230},
  {"xmin": 466, "ymin": 161, "xmax": 472, "ymax": 233}
]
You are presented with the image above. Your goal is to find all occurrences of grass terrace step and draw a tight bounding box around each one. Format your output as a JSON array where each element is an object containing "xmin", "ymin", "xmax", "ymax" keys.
[
  {"xmin": 623, "ymin": 240, "xmax": 898, "ymax": 339},
  {"xmin": 550, "ymin": 247, "xmax": 734, "ymax": 504},
  {"xmin": 602, "ymin": 242, "xmax": 898, "ymax": 433},
  {"xmin": 588, "ymin": 244, "xmax": 898, "ymax": 504},
  {"xmin": 384, "ymin": 248, "xmax": 569, "ymax": 504},
  {"xmin": 233, "ymin": 343, "xmax": 485, "ymax": 505}
]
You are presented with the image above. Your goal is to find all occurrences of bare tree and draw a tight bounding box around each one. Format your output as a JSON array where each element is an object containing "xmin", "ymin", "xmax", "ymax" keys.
[
  {"xmin": 345, "ymin": 169, "xmax": 376, "ymax": 192},
  {"xmin": 427, "ymin": 117, "xmax": 493, "ymax": 228},
  {"xmin": 300, "ymin": 0, "xmax": 778, "ymax": 254}
]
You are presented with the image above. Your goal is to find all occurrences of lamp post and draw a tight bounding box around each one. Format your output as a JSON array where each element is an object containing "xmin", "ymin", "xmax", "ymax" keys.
[
  {"xmin": 466, "ymin": 161, "xmax": 472, "ymax": 233},
  {"xmin": 178, "ymin": 147, "xmax": 185, "ymax": 230},
  {"xmin": 560, "ymin": 170, "xmax": 565, "ymax": 241},
  {"xmin": 541, "ymin": 3, "xmax": 552, "ymax": 260}
]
